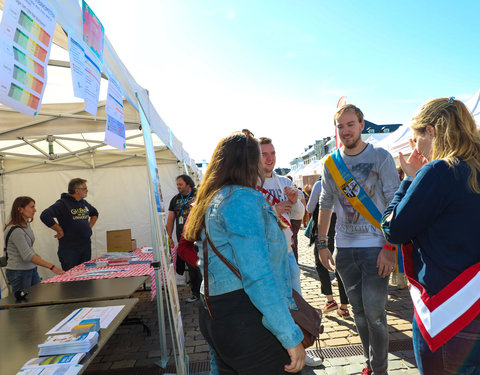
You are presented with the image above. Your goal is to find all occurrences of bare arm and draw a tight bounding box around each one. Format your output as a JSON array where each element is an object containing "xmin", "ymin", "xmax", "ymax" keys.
[
  {"xmin": 317, "ymin": 208, "xmax": 334, "ymax": 271},
  {"xmin": 89, "ymin": 216, "xmax": 98, "ymax": 229},
  {"xmin": 166, "ymin": 211, "xmax": 175, "ymax": 239},
  {"xmin": 317, "ymin": 208, "xmax": 332, "ymax": 239},
  {"xmin": 31, "ymin": 254, "xmax": 64, "ymax": 275}
]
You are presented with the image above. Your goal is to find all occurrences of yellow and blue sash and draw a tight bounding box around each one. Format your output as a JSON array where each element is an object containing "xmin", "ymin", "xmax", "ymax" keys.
[{"xmin": 325, "ymin": 150, "xmax": 382, "ymax": 230}]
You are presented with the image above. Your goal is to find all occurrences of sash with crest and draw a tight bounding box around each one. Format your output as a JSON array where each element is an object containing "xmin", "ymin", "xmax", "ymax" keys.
[{"xmin": 324, "ymin": 150, "xmax": 382, "ymax": 230}]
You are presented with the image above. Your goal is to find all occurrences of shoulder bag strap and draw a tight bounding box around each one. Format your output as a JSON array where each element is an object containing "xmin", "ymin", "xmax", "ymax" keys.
[
  {"xmin": 3, "ymin": 225, "xmax": 21, "ymax": 262},
  {"xmin": 202, "ymin": 228, "xmax": 242, "ymax": 320},
  {"xmin": 205, "ymin": 231, "xmax": 241, "ymax": 280}
]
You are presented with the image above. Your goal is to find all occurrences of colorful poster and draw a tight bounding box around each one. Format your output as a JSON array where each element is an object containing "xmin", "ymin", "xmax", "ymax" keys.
[
  {"xmin": 104, "ymin": 74, "xmax": 126, "ymax": 150},
  {"xmin": 138, "ymin": 101, "xmax": 165, "ymax": 213},
  {"xmin": 67, "ymin": 30, "xmax": 86, "ymax": 99},
  {"xmin": 83, "ymin": 46, "xmax": 102, "ymax": 117},
  {"xmin": 0, "ymin": 0, "xmax": 55, "ymax": 117},
  {"xmin": 82, "ymin": 0, "xmax": 104, "ymax": 63}
]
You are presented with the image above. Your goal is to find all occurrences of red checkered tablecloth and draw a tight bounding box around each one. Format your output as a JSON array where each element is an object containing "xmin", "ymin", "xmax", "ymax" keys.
[{"xmin": 42, "ymin": 248, "xmax": 163, "ymax": 300}]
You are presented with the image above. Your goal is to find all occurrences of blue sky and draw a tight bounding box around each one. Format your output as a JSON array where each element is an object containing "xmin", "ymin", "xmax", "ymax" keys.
[{"xmin": 89, "ymin": 0, "xmax": 480, "ymax": 166}]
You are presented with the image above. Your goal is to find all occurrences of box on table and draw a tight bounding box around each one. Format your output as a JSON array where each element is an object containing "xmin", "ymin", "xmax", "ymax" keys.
[{"xmin": 106, "ymin": 229, "xmax": 132, "ymax": 252}]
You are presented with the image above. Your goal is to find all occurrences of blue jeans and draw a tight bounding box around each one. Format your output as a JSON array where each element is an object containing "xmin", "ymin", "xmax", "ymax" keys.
[
  {"xmin": 334, "ymin": 247, "xmax": 389, "ymax": 375},
  {"xmin": 6, "ymin": 267, "xmax": 41, "ymax": 295},
  {"xmin": 413, "ymin": 317, "xmax": 480, "ymax": 374}
]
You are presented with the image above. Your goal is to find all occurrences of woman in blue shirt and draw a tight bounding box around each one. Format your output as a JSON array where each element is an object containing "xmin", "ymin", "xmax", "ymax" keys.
[
  {"xmin": 382, "ymin": 98, "xmax": 480, "ymax": 374},
  {"xmin": 184, "ymin": 131, "xmax": 305, "ymax": 374}
]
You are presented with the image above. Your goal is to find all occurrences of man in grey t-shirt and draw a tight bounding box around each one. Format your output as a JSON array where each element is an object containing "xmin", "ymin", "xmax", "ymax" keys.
[{"xmin": 317, "ymin": 104, "xmax": 400, "ymax": 375}]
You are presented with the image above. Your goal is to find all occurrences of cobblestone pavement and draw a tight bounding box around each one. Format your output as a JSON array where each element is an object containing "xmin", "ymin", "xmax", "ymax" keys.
[{"xmin": 85, "ymin": 229, "xmax": 419, "ymax": 374}]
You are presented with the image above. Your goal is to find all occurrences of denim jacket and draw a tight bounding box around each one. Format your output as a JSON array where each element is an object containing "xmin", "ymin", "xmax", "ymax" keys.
[{"xmin": 200, "ymin": 185, "xmax": 303, "ymax": 349}]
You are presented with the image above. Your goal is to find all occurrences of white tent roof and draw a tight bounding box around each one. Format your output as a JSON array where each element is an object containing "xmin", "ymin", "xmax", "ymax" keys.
[
  {"xmin": 0, "ymin": 0, "xmax": 199, "ymax": 175},
  {"xmin": 377, "ymin": 90, "xmax": 480, "ymax": 158},
  {"xmin": 300, "ymin": 159, "xmax": 323, "ymax": 177},
  {"xmin": 374, "ymin": 124, "xmax": 413, "ymax": 157}
]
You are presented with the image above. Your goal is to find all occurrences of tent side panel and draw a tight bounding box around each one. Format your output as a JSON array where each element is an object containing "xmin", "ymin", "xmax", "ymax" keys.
[{"xmin": 2, "ymin": 162, "xmax": 179, "ymax": 282}]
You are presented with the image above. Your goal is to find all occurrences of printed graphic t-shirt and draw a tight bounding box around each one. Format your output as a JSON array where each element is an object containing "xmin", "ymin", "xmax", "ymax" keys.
[
  {"xmin": 168, "ymin": 191, "xmax": 196, "ymax": 241},
  {"xmin": 319, "ymin": 144, "xmax": 400, "ymax": 248}
]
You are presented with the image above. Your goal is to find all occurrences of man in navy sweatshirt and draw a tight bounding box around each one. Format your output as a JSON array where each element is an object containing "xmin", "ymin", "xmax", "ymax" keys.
[{"xmin": 41, "ymin": 178, "xmax": 99, "ymax": 270}]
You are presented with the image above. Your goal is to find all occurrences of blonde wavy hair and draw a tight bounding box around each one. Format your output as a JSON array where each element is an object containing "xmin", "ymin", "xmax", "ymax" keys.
[{"xmin": 411, "ymin": 97, "xmax": 480, "ymax": 193}]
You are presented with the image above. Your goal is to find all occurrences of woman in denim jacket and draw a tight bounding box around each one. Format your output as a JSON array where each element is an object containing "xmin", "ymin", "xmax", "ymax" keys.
[{"xmin": 184, "ymin": 131, "xmax": 305, "ymax": 374}]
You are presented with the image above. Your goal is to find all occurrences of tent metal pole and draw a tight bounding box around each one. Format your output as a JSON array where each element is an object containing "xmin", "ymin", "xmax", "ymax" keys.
[
  {"xmin": 0, "ymin": 108, "xmax": 92, "ymax": 136},
  {"xmin": 0, "ymin": 138, "xmax": 44, "ymax": 152},
  {"xmin": 20, "ymin": 138, "xmax": 50, "ymax": 158},
  {"xmin": 53, "ymin": 139, "xmax": 92, "ymax": 168},
  {"xmin": 94, "ymin": 155, "xmax": 139, "ymax": 168},
  {"xmin": 137, "ymin": 94, "xmax": 171, "ymax": 370},
  {"xmin": 3, "ymin": 161, "xmax": 90, "ymax": 174}
]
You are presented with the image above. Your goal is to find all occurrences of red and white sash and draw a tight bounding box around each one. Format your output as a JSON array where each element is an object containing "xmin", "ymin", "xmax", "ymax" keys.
[
  {"xmin": 257, "ymin": 185, "xmax": 292, "ymax": 230},
  {"xmin": 402, "ymin": 242, "xmax": 480, "ymax": 352}
]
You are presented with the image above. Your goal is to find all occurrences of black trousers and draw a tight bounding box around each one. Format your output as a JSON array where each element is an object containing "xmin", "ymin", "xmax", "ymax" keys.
[
  {"xmin": 313, "ymin": 213, "xmax": 349, "ymax": 305},
  {"xmin": 187, "ymin": 264, "xmax": 202, "ymax": 297},
  {"xmin": 199, "ymin": 289, "xmax": 301, "ymax": 375}
]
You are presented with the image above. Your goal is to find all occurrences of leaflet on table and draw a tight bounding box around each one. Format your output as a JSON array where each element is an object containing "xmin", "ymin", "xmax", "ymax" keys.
[
  {"xmin": 38, "ymin": 332, "xmax": 99, "ymax": 356},
  {"xmin": 17, "ymin": 364, "xmax": 82, "ymax": 375},
  {"xmin": 0, "ymin": 0, "xmax": 55, "ymax": 117},
  {"xmin": 67, "ymin": 29, "xmax": 86, "ymax": 99},
  {"xmin": 72, "ymin": 268, "xmax": 130, "ymax": 278},
  {"xmin": 47, "ymin": 305, "xmax": 125, "ymax": 334},
  {"xmin": 83, "ymin": 46, "xmax": 102, "ymax": 117},
  {"xmin": 104, "ymin": 74, "xmax": 126, "ymax": 150},
  {"xmin": 21, "ymin": 353, "xmax": 85, "ymax": 369}
]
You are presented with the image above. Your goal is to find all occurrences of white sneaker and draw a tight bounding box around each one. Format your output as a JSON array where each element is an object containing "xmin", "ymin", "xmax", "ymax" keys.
[
  {"xmin": 305, "ymin": 353, "xmax": 323, "ymax": 367},
  {"xmin": 186, "ymin": 295, "xmax": 199, "ymax": 303}
]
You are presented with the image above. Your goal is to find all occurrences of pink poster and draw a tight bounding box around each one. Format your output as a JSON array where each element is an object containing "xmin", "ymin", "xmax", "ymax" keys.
[{"xmin": 82, "ymin": 0, "xmax": 104, "ymax": 63}]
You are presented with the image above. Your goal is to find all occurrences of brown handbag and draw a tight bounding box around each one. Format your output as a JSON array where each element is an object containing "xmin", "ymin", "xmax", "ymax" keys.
[{"xmin": 202, "ymin": 231, "xmax": 324, "ymax": 350}]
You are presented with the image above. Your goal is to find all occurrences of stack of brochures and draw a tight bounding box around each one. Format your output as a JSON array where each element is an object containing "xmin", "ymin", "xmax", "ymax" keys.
[
  {"xmin": 20, "ymin": 354, "xmax": 85, "ymax": 371},
  {"xmin": 38, "ymin": 332, "xmax": 99, "ymax": 356},
  {"xmin": 17, "ymin": 364, "xmax": 83, "ymax": 374}
]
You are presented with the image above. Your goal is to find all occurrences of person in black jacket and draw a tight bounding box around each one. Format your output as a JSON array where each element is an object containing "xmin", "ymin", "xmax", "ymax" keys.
[{"xmin": 40, "ymin": 178, "xmax": 99, "ymax": 271}]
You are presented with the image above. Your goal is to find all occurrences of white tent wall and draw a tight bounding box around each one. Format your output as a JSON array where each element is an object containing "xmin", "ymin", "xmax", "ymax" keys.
[{"xmin": 0, "ymin": 161, "xmax": 179, "ymax": 289}]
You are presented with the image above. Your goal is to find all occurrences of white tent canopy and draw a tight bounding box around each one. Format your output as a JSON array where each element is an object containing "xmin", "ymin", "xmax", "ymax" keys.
[
  {"xmin": 0, "ymin": 0, "xmax": 199, "ymax": 173},
  {"xmin": 0, "ymin": 1, "xmax": 200, "ymax": 287},
  {"xmin": 376, "ymin": 90, "xmax": 480, "ymax": 159}
]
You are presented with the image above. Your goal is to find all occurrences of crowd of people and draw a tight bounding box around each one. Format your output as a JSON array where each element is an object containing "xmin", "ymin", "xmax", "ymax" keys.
[
  {"xmin": 4, "ymin": 97, "xmax": 480, "ymax": 375},
  {"xmin": 175, "ymin": 98, "xmax": 480, "ymax": 375}
]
